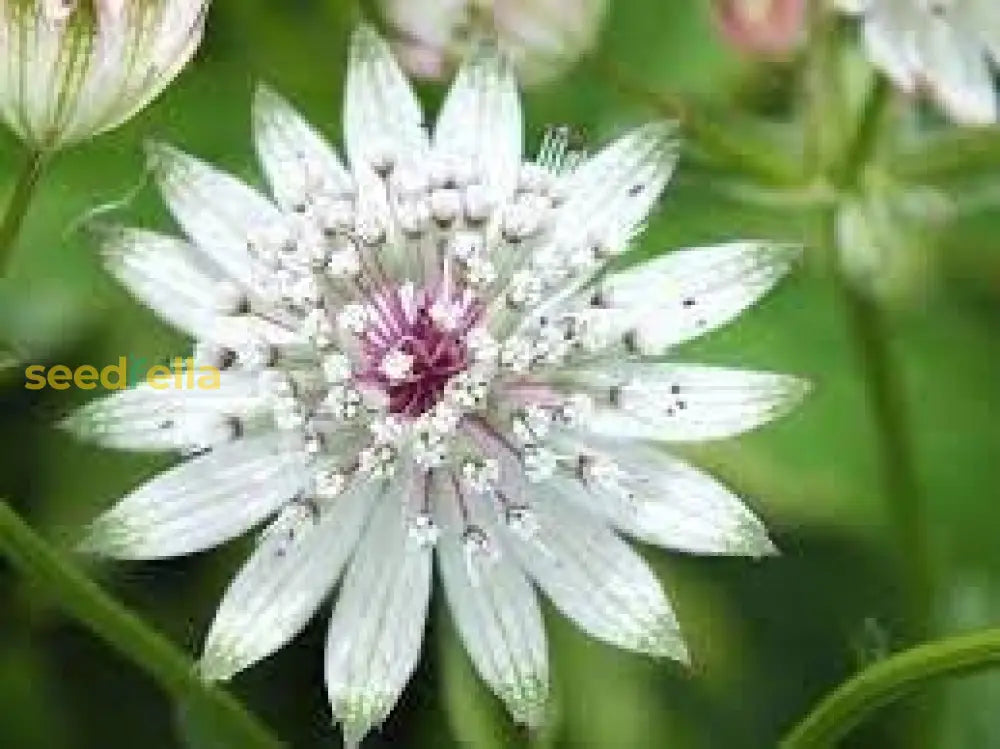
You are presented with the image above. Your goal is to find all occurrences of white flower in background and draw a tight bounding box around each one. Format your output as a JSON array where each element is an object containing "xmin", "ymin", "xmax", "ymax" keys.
[
  {"xmin": 835, "ymin": 0, "xmax": 1000, "ymax": 125},
  {"xmin": 67, "ymin": 25, "xmax": 808, "ymax": 745},
  {"xmin": 0, "ymin": 0, "xmax": 209, "ymax": 150},
  {"xmin": 380, "ymin": 0, "xmax": 609, "ymax": 85}
]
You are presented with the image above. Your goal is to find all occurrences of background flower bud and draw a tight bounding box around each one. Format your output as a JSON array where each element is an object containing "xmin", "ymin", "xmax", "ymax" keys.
[
  {"xmin": 0, "ymin": 0, "xmax": 210, "ymax": 150},
  {"xmin": 380, "ymin": 0, "xmax": 610, "ymax": 85}
]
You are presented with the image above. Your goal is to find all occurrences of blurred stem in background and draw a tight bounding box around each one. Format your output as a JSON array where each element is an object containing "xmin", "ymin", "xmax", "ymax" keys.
[
  {"xmin": 0, "ymin": 501, "xmax": 283, "ymax": 749},
  {"xmin": 597, "ymin": 9, "xmax": 934, "ymax": 646},
  {"xmin": 588, "ymin": 54, "xmax": 805, "ymax": 188},
  {"xmin": 819, "ymin": 64, "xmax": 934, "ymax": 643},
  {"xmin": 0, "ymin": 150, "xmax": 47, "ymax": 274},
  {"xmin": 779, "ymin": 626, "xmax": 1000, "ymax": 748},
  {"xmin": 806, "ymin": 11, "xmax": 933, "ymax": 746}
]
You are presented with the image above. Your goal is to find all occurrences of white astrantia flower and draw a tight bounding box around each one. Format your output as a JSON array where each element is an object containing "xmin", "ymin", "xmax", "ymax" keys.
[
  {"xmin": 0, "ymin": 0, "xmax": 209, "ymax": 150},
  {"xmin": 67, "ymin": 25, "xmax": 808, "ymax": 745},
  {"xmin": 380, "ymin": 0, "xmax": 609, "ymax": 85},
  {"xmin": 834, "ymin": 0, "xmax": 1000, "ymax": 125}
]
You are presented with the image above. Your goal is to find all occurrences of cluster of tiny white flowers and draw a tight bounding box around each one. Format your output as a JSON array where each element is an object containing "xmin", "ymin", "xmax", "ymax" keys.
[{"xmin": 64, "ymin": 24, "xmax": 810, "ymax": 746}]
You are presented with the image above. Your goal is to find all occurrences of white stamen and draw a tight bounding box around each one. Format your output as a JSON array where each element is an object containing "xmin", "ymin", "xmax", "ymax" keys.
[{"xmin": 380, "ymin": 349, "xmax": 414, "ymax": 382}]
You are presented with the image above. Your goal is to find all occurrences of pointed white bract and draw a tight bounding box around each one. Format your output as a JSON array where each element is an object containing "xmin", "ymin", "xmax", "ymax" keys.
[
  {"xmin": 324, "ymin": 487, "xmax": 433, "ymax": 746},
  {"xmin": 505, "ymin": 493, "xmax": 689, "ymax": 662},
  {"xmin": 836, "ymin": 0, "xmax": 1000, "ymax": 125},
  {"xmin": 566, "ymin": 363, "xmax": 809, "ymax": 442},
  {"xmin": 573, "ymin": 242, "xmax": 800, "ymax": 353},
  {"xmin": 201, "ymin": 479, "xmax": 378, "ymax": 681},
  {"xmin": 0, "ymin": 0, "xmax": 209, "ymax": 150},
  {"xmin": 80, "ymin": 434, "xmax": 307, "ymax": 559},
  {"xmin": 434, "ymin": 471, "xmax": 548, "ymax": 727},
  {"xmin": 71, "ymin": 25, "xmax": 807, "ymax": 745},
  {"xmin": 547, "ymin": 440, "xmax": 776, "ymax": 556}
]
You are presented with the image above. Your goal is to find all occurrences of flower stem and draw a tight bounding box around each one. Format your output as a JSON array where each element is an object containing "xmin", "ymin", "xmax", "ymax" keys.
[
  {"xmin": 0, "ymin": 150, "xmax": 47, "ymax": 274},
  {"xmin": 778, "ymin": 627, "xmax": 1000, "ymax": 748},
  {"xmin": 825, "ymin": 74, "xmax": 933, "ymax": 641},
  {"xmin": 589, "ymin": 55, "xmax": 805, "ymax": 188},
  {"xmin": 809, "ymin": 60, "xmax": 932, "ymax": 745},
  {"xmin": 833, "ymin": 76, "xmax": 892, "ymax": 191},
  {"xmin": 824, "ymin": 218, "xmax": 933, "ymax": 637},
  {"xmin": 0, "ymin": 501, "xmax": 284, "ymax": 749}
]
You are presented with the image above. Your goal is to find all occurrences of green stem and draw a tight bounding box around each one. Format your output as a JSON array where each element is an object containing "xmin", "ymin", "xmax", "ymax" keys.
[
  {"xmin": 824, "ymin": 75, "xmax": 933, "ymax": 640},
  {"xmin": 811, "ymin": 69, "xmax": 932, "ymax": 747},
  {"xmin": 834, "ymin": 76, "xmax": 892, "ymax": 191},
  {"xmin": 779, "ymin": 627, "xmax": 1000, "ymax": 748},
  {"xmin": 0, "ymin": 150, "xmax": 47, "ymax": 274},
  {"xmin": 804, "ymin": 5, "xmax": 846, "ymax": 177},
  {"xmin": 589, "ymin": 56, "xmax": 804, "ymax": 188},
  {"xmin": 0, "ymin": 501, "xmax": 284, "ymax": 749},
  {"xmin": 824, "ymin": 216, "xmax": 933, "ymax": 638}
]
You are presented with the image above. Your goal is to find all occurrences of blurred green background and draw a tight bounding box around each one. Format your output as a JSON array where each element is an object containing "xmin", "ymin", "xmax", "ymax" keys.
[{"xmin": 2, "ymin": 1, "xmax": 1000, "ymax": 747}]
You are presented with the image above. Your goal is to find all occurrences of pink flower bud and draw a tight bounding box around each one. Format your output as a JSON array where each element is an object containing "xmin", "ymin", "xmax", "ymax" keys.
[
  {"xmin": 380, "ymin": 0, "xmax": 609, "ymax": 85},
  {"xmin": 713, "ymin": 0, "xmax": 806, "ymax": 57}
]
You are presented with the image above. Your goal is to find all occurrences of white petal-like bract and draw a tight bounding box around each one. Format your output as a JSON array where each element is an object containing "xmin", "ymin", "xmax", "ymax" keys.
[
  {"xmin": 253, "ymin": 84, "xmax": 354, "ymax": 211},
  {"xmin": 324, "ymin": 487, "xmax": 432, "ymax": 746},
  {"xmin": 435, "ymin": 473, "xmax": 549, "ymax": 727},
  {"xmin": 575, "ymin": 241, "xmax": 799, "ymax": 353},
  {"xmin": 568, "ymin": 363, "xmax": 810, "ymax": 442},
  {"xmin": 201, "ymin": 479, "xmax": 378, "ymax": 681},
  {"xmin": 82, "ymin": 434, "xmax": 307, "ymax": 559},
  {"xmin": 434, "ymin": 43, "xmax": 522, "ymax": 202},
  {"xmin": 506, "ymin": 494, "xmax": 688, "ymax": 661}
]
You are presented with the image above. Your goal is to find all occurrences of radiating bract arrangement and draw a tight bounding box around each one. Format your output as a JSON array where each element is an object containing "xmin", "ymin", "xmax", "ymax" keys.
[
  {"xmin": 0, "ymin": 0, "xmax": 209, "ymax": 150},
  {"xmin": 65, "ymin": 25, "xmax": 808, "ymax": 745},
  {"xmin": 835, "ymin": 0, "xmax": 1000, "ymax": 125}
]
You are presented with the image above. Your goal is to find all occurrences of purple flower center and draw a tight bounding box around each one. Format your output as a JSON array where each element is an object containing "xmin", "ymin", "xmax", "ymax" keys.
[{"xmin": 356, "ymin": 285, "xmax": 480, "ymax": 416}]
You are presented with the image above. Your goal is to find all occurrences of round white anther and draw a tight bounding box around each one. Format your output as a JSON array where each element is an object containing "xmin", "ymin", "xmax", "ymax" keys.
[
  {"xmin": 463, "ymin": 183, "xmax": 495, "ymax": 223},
  {"xmin": 430, "ymin": 188, "xmax": 461, "ymax": 224},
  {"xmin": 462, "ymin": 525, "xmax": 499, "ymax": 584},
  {"xmin": 501, "ymin": 195, "xmax": 548, "ymax": 241},
  {"xmin": 368, "ymin": 142, "xmax": 396, "ymax": 177},
  {"xmin": 213, "ymin": 281, "xmax": 246, "ymax": 315},
  {"xmin": 429, "ymin": 154, "xmax": 469, "ymax": 189},
  {"xmin": 326, "ymin": 245, "xmax": 360, "ymax": 277},
  {"xmin": 396, "ymin": 197, "xmax": 431, "ymax": 236},
  {"xmin": 518, "ymin": 163, "xmax": 552, "ymax": 195},
  {"xmin": 461, "ymin": 458, "xmax": 499, "ymax": 494},
  {"xmin": 337, "ymin": 304, "xmax": 368, "ymax": 335}
]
